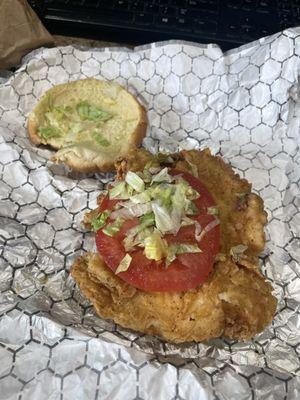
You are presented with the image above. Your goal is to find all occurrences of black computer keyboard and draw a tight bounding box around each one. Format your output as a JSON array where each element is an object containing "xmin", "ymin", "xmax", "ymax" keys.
[{"xmin": 29, "ymin": 0, "xmax": 300, "ymax": 50}]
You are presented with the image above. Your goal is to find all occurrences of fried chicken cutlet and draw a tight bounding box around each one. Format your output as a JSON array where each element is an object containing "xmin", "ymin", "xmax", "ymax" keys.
[
  {"xmin": 72, "ymin": 149, "xmax": 277, "ymax": 343},
  {"xmin": 72, "ymin": 253, "xmax": 276, "ymax": 343}
]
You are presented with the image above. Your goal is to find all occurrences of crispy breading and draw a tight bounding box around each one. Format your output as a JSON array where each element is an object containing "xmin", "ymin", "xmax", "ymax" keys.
[
  {"xmin": 71, "ymin": 148, "xmax": 276, "ymax": 343},
  {"xmin": 72, "ymin": 253, "xmax": 276, "ymax": 343},
  {"xmin": 115, "ymin": 148, "xmax": 267, "ymax": 256}
]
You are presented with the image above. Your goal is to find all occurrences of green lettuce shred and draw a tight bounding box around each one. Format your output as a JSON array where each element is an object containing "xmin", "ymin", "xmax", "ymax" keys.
[
  {"xmin": 166, "ymin": 243, "xmax": 202, "ymax": 267},
  {"xmin": 76, "ymin": 101, "xmax": 112, "ymax": 122},
  {"xmin": 102, "ymin": 218, "xmax": 123, "ymax": 237},
  {"xmin": 207, "ymin": 206, "xmax": 219, "ymax": 216},
  {"xmin": 109, "ymin": 181, "xmax": 129, "ymax": 200},
  {"xmin": 144, "ymin": 230, "xmax": 168, "ymax": 261},
  {"xmin": 115, "ymin": 253, "xmax": 132, "ymax": 274},
  {"xmin": 38, "ymin": 126, "xmax": 61, "ymax": 140},
  {"xmin": 125, "ymin": 171, "xmax": 145, "ymax": 193},
  {"xmin": 91, "ymin": 131, "xmax": 110, "ymax": 147},
  {"xmin": 91, "ymin": 210, "xmax": 110, "ymax": 231}
]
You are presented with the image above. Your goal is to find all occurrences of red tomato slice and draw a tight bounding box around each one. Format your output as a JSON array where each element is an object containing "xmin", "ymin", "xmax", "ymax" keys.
[{"xmin": 95, "ymin": 170, "xmax": 220, "ymax": 292}]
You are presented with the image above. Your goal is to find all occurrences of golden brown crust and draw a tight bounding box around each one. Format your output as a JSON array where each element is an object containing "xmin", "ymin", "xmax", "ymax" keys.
[
  {"xmin": 114, "ymin": 147, "xmax": 267, "ymax": 257},
  {"xmin": 174, "ymin": 149, "xmax": 268, "ymax": 256},
  {"xmin": 72, "ymin": 148, "xmax": 276, "ymax": 342},
  {"xmin": 71, "ymin": 253, "xmax": 277, "ymax": 343},
  {"xmin": 27, "ymin": 114, "xmax": 41, "ymax": 145}
]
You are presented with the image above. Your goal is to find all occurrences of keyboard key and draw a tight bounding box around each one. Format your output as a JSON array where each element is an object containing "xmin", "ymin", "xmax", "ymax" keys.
[
  {"xmin": 135, "ymin": 13, "xmax": 153, "ymax": 25},
  {"xmin": 83, "ymin": 0, "xmax": 99, "ymax": 7},
  {"xmin": 179, "ymin": 8, "xmax": 188, "ymax": 16},
  {"xmin": 226, "ymin": 22, "xmax": 239, "ymax": 37},
  {"xmin": 179, "ymin": 7, "xmax": 207, "ymax": 18},
  {"xmin": 279, "ymin": 1, "xmax": 292, "ymax": 12},
  {"xmin": 189, "ymin": 1, "xmax": 218, "ymax": 13},
  {"xmin": 242, "ymin": 25, "xmax": 255, "ymax": 36},
  {"xmin": 115, "ymin": 0, "xmax": 129, "ymax": 9},
  {"xmin": 156, "ymin": 16, "xmax": 177, "ymax": 28},
  {"xmin": 258, "ymin": 0, "xmax": 273, "ymax": 6},
  {"xmin": 294, "ymin": 6, "xmax": 300, "ymax": 16},
  {"xmin": 194, "ymin": 19, "xmax": 217, "ymax": 34},
  {"xmin": 145, "ymin": 4, "xmax": 159, "ymax": 13},
  {"xmin": 242, "ymin": 0, "xmax": 257, "ymax": 10},
  {"xmin": 176, "ymin": 17, "xmax": 193, "ymax": 31},
  {"xmin": 131, "ymin": 1, "xmax": 144, "ymax": 12},
  {"xmin": 226, "ymin": 0, "xmax": 242, "ymax": 8},
  {"xmin": 98, "ymin": 0, "xmax": 114, "ymax": 9},
  {"xmin": 257, "ymin": 1, "xmax": 272, "ymax": 12},
  {"xmin": 159, "ymin": 6, "xmax": 176, "ymax": 15},
  {"xmin": 240, "ymin": 16, "xmax": 254, "ymax": 25}
]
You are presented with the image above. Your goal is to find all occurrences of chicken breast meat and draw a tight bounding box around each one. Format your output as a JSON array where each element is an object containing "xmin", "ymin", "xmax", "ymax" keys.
[{"xmin": 72, "ymin": 148, "xmax": 277, "ymax": 343}]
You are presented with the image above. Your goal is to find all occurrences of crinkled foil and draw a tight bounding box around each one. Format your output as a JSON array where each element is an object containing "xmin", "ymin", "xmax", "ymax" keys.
[{"xmin": 0, "ymin": 29, "xmax": 300, "ymax": 399}]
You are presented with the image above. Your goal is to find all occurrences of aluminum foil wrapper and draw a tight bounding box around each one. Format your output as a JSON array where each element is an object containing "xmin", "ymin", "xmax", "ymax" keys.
[{"xmin": 1, "ymin": 30, "xmax": 300, "ymax": 399}]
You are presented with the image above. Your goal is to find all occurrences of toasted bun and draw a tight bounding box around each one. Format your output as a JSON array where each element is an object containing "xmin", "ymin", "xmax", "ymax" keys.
[{"xmin": 27, "ymin": 78, "xmax": 147, "ymax": 172}]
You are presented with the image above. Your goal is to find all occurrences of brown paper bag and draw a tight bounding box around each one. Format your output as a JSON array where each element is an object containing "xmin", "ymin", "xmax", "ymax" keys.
[{"xmin": 0, "ymin": 0, "xmax": 54, "ymax": 70}]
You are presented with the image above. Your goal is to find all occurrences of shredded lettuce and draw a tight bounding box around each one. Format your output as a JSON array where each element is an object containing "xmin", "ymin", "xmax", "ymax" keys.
[
  {"xmin": 166, "ymin": 242, "xmax": 202, "ymax": 266},
  {"xmin": 152, "ymin": 201, "xmax": 176, "ymax": 234},
  {"xmin": 45, "ymin": 109, "xmax": 65, "ymax": 129},
  {"xmin": 69, "ymin": 122, "xmax": 82, "ymax": 134},
  {"xmin": 91, "ymin": 210, "xmax": 110, "ymax": 231},
  {"xmin": 139, "ymin": 212, "xmax": 155, "ymax": 227},
  {"xmin": 151, "ymin": 167, "xmax": 173, "ymax": 184},
  {"xmin": 53, "ymin": 105, "xmax": 72, "ymax": 117},
  {"xmin": 102, "ymin": 218, "xmax": 123, "ymax": 236},
  {"xmin": 38, "ymin": 126, "xmax": 61, "ymax": 140},
  {"xmin": 109, "ymin": 181, "xmax": 130, "ymax": 200},
  {"xmin": 181, "ymin": 216, "xmax": 195, "ymax": 226},
  {"xmin": 123, "ymin": 227, "xmax": 153, "ymax": 251},
  {"xmin": 130, "ymin": 191, "xmax": 151, "ymax": 204},
  {"xmin": 91, "ymin": 131, "xmax": 110, "ymax": 147},
  {"xmin": 102, "ymin": 164, "xmax": 211, "ymax": 265},
  {"xmin": 170, "ymin": 182, "xmax": 187, "ymax": 232},
  {"xmin": 76, "ymin": 101, "xmax": 112, "ymax": 122},
  {"xmin": 207, "ymin": 206, "xmax": 219, "ymax": 216},
  {"xmin": 170, "ymin": 243, "xmax": 202, "ymax": 254},
  {"xmin": 144, "ymin": 230, "xmax": 168, "ymax": 261},
  {"xmin": 186, "ymin": 201, "xmax": 199, "ymax": 216},
  {"xmin": 185, "ymin": 158, "xmax": 198, "ymax": 177},
  {"xmin": 138, "ymin": 169, "xmax": 153, "ymax": 183},
  {"xmin": 156, "ymin": 153, "xmax": 174, "ymax": 164},
  {"xmin": 194, "ymin": 220, "xmax": 202, "ymax": 242},
  {"xmin": 125, "ymin": 171, "xmax": 145, "ymax": 193},
  {"xmin": 115, "ymin": 253, "xmax": 132, "ymax": 274},
  {"xmin": 123, "ymin": 213, "xmax": 155, "ymax": 241},
  {"xmin": 197, "ymin": 219, "xmax": 220, "ymax": 243},
  {"xmin": 154, "ymin": 185, "xmax": 173, "ymax": 209},
  {"xmin": 144, "ymin": 153, "xmax": 173, "ymax": 171},
  {"xmin": 110, "ymin": 202, "xmax": 152, "ymax": 220}
]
